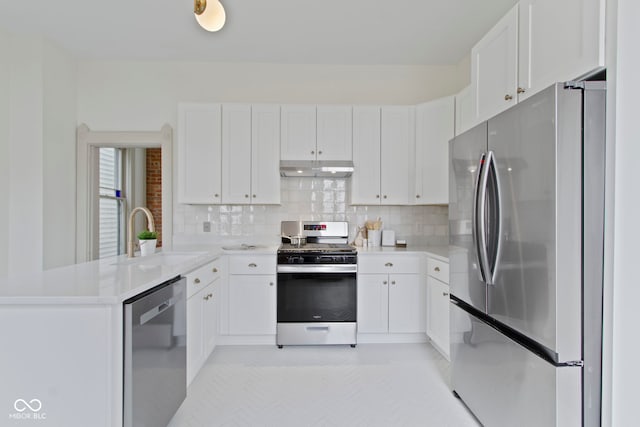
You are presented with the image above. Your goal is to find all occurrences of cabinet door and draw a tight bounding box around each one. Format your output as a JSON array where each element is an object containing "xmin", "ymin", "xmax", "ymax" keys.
[
  {"xmin": 316, "ymin": 105, "xmax": 353, "ymax": 161},
  {"xmin": 187, "ymin": 287, "xmax": 205, "ymax": 385},
  {"xmin": 251, "ymin": 105, "xmax": 281, "ymax": 204},
  {"xmin": 471, "ymin": 4, "xmax": 518, "ymax": 123},
  {"xmin": 178, "ymin": 103, "xmax": 222, "ymax": 204},
  {"xmin": 455, "ymin": 86, "xmax": 474, "ymax": 136},
  {"xmin": 280, "ymin": 105, "xmax": 316, "ymax": 160},
  {"xmin": 357, "ymin": 274, "xmax": 389, "ymax": 333},
  {"xmin": 518, "ymin": 0, "xmax": 605, "ymax": 102},
  {"xmin": 228, "ymin": 275, "xmax": 276, "ymax": 335},
  {"xmin": 351, "ymin": 106, "xmax": 382, "ymax": 205},
  {"xmin": 415, "ymin": 97, "xmax": 454, "ymax": 205},
  {"xmin": 427, "ymin": 276, "xmax": 450, "ymax": 359},
  {"xmin": 388, "ymin": 274, "xmax": 426, "ymax": 333},
  {"xmin": 222, "ymin": 104, "xmax": 252, "ymax": 204},
  {"xmin": 380, "ymin": 106, "xmax": 413, "ymax": 205},
  {"xmin": 203, "ymin": 280, "xmax": 219, "ymax": 357}
]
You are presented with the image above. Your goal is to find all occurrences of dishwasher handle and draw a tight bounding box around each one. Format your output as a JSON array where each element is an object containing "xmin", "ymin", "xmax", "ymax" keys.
[{"xmin": 139, "ymin": 297, "xmax": 178, "ymax": 325}]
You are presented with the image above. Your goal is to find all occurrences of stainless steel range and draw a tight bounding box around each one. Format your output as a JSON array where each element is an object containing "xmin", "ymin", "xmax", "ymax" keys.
[{"xmin": 276, "ymin": 221, "xmax": 357, "ymax": 348}]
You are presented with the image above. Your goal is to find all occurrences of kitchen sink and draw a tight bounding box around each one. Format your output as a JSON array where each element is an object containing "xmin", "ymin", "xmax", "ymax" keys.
[
  {"xmin": 221, "ymin": 244, "xmax": 266, "ymax": 251},
  {"xmin": 111, "ymin": 252, "xmax": 206, "ymax": 267}
]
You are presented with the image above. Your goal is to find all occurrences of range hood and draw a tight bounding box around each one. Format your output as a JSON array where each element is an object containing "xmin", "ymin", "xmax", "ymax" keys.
[{"xmin": 280, "ymin": 160, "xmax": 354, "ymax": 178}]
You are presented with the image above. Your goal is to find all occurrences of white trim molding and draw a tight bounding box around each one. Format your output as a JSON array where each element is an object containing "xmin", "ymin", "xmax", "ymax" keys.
[{"xmin": 76, "ymin": 124, "xmax": 173, "ymax": 263}]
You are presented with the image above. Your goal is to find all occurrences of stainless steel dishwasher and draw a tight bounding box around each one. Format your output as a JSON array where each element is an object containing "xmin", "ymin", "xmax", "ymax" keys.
[{"xmin": 123, "ymin": 275, "xmax": 187, "ymax": 427}]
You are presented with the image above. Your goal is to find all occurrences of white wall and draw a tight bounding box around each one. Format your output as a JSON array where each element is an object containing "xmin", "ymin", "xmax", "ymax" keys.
[
  {"xmin": 0, "ymin": 31, "xmax": 9, "ymax": 277},
  {"xmin": 0, "ymin": 33, "xmax": 77, "ymax": 277},
  {"xmin": 76, "ymin": 61, "xmax": 464, "ymax": 131},
  {"xmin": 42, "ymin": 41, "xmax": 78, "ymax": 270},
  {"xmin": 608, "ymin": 0, "xmax": 640, "ymax": 425}
]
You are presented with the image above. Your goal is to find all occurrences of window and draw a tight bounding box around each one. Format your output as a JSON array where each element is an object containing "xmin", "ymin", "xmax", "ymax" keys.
[{"xmin": 98, "ymin": 148, "xmax": 125, "ymax": 258}]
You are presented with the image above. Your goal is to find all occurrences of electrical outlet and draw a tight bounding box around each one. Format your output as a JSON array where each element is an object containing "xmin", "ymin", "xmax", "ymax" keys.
[{"xmin": 203, "ymin": 221, "xmax": 211, "ymax": 232}]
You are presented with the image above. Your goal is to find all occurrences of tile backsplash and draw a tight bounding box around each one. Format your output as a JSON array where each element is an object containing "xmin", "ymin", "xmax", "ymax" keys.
[{"xmin": 173, "ymin": 178, "xmax": 448, "ymax": 246}]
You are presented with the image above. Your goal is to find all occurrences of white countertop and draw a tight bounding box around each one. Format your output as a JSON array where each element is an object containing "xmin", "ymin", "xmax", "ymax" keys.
[
  {"xmin": 0, "ymin": 242, "xmax": 448, "ymax": 305},
  {"xmin": 0, "ymin": 249, "xmax": 223, "ymax": 305},
  {"xmin": 356, "ymin": 245, "xmax": 450, "ymax": 262}
]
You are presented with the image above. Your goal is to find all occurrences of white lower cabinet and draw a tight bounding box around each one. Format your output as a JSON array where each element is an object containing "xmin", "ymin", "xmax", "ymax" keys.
[
  {"xmin": 357, "ymin": 254, "xmax": 426, "ymax": 338},
  {"xmin": 186, "ymin": 258, "xmax": 222, "ymax": 386},
  {"xmin": 226, "ymin": 254, "xmax": 277, "ymax": 336},
  {"xmin": 426, "ymin": 258, "xmax": 450, "ymax": 359}
]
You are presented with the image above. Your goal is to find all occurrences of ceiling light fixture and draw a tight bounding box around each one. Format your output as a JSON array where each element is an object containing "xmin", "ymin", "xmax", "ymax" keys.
[{"xmin": 194, "ymin": 0, "xmax": 226, "ymax": 32}]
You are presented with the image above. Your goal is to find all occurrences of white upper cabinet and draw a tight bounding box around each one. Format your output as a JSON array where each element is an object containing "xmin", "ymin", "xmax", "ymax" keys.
[
  {"xmin": 280, "ymin": 105, "xmax": 316, "ymax": 161},
  {"xmin": 352, "ymin": 106, "xmax": 413, "ymax": 205},
  {"xmin": 471, "ymin": 4, "xmax": 519, "ymax": 124},
  {"xmin": 414, "ymin": 96, "xmax": 454, "ymax": 205},
  {"xmin": 222, "ymin": 104, "xmax": 281, "ymax": 205},
  {"xmin": 316, "ymin": 106, "xmax": 353, "ymax": 160},
  {"xmin": 380, "ymin": 106, "xmax": 413, "ymax": 205},
  {"xmin": 351, "ymin": 106, "xmax": 381, "ymax": 205},
  {"xmin": 454, "ymin": 85, "xmax": 473, "ymax": 136},
  {"xmin": 517, "ymin": 0, "xmax": 605, "ymax": 102},
  {"xmin": 251, "ymin": 105, "xmax": 281, "ymax": 205},
  {"xmin": 281, "ymin": 105, "xmax": 353, "ymax": 161},
  {"xmin": 222, "ymin": 104, "xmax": 252, "ymax": 204},
  {"xmin": 471, "ymin": 0, "xmax": 605, "ymax": 124},
  {"xmin": 178, "ymin": 103, "xmax": 222, "ymax": 204}
]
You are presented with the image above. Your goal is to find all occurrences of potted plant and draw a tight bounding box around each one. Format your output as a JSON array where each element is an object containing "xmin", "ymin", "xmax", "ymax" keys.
[{"xmin": 137, "ymin": 230, "xmax": 158, "ymax": 257}]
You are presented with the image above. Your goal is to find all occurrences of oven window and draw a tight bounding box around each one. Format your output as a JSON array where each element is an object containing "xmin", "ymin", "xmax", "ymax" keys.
[{"xmin": 277, "ymin": 273, "xmax": 356, "ymax": 322}]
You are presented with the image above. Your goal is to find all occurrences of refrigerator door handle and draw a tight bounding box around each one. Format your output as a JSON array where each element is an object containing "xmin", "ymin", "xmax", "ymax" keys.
[
  {"xmin": 473, "ymin": 152, "xmax": 491, "ymax": 283},
  {"xmin": 486, "ymin": 150, "xmax": 503, "ymax": 286}
]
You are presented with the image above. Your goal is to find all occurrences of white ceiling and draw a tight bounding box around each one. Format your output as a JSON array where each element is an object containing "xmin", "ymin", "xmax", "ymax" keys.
[{"xmin": 0, "ymin": 0, "xmax": 518, "ymax": 65}]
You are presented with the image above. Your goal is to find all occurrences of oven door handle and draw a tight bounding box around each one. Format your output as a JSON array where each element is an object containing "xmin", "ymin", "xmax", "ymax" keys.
[{"xmin": 276, "ymin": 265, "xmax": 357, "ymax": 274}]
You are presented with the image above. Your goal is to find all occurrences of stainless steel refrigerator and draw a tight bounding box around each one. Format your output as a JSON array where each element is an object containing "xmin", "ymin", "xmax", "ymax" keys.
[{"xmin": 448, "ymin": 82, "xmax": 605, "ymax": 427}]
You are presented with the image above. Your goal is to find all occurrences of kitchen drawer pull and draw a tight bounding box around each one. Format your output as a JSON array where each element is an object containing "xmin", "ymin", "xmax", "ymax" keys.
[
  {"xmin": 383, "ymin": 281, "xmax": 388, "ymax": 285},
  {"xmin": 203, "ymin": 293, "xmax": 213, "ymax": 301},
  {"xmin": 376, "ymin": 195, "xmax": 380, "ymax": 199},
  {"xmin": 391, "ymin": 281, "xmax": 396, "ymax": 285},
  {"xmin": 269, "ymin": 282, "xmax": 274, "ymax": 286},
  {"xmin": 318, "ymin": 150, "xmax": 322, "ymax": 155},
  {"xmin": 252, "ymin": 194, "xmax": 256, "ymax": 198},
  {"xmin": 383, "ymin": 195, "xmax": 388, "ymax": 199},
  {"xmin": 311, "ymin": 150, "xmax": 315, "ymax": 155},
  {"xmin": 194, "ymin": 278, "xmax": 201, "ymax": 284},
  {"xmin": 504, "ymin": 94, "xmax": 513, "ymax": 101},
  {"xmin": 248, "ymin": 263, "xmax": 257, "ymax": 268},
  {"xmin": 434, "ymin": 267, "xmax": 440, "ymax": 272},
  {"xmin": 214, "ymin": 194, "xmax": 219, "ymax": 198},
  {"xmin": 442, "ymin": 292, "xmax": 449, "ymax": 297},
  {"xmin": 517, "ymin": 87, "xmax": 526, "ymax": 94},
  {"xmin": 385, "ymin": 262, "xmax": 393, "ymax": 267},
  {"xmin": 245, "ymin": 194, "xmax": 249, "ymax": 198}
]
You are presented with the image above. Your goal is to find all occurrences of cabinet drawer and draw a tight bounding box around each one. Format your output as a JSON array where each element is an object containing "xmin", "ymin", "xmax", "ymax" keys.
[
  {"xmin": 358, "ymin": 254, "xmax": 421, "ymax": 274},
  {"xmin": 427, "ymin": 258, "xmax": 449, "ymax": 283},
  {"xmin": 229, "ymin": 255, "xmax": 276, "ymax": 275},
  {"xmin": 186, "ymin": 259, "xmax": 220, "ymax": 299}
]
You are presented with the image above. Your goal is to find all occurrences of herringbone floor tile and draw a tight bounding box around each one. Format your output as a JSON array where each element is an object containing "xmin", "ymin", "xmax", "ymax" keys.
[{"xmin": 169, "ymin": 343, "xmax": 479, "ymax": 427}]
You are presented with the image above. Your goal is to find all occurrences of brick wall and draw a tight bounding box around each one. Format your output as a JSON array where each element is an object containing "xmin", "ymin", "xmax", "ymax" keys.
[{"xmin": 146, "ymin": 148, "xmax": 162, "ymax": 247}]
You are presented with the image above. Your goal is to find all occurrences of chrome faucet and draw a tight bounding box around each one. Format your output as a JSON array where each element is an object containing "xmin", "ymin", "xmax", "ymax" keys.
[{"xmin": 127, "ymin": 207, "xmax": 156, "ymax": 258}]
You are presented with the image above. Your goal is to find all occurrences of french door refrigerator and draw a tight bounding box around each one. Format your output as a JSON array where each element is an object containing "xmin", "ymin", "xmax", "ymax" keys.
[{"xmin": 448, "ymin": 81, "xmax": 605, "ymax": 427}]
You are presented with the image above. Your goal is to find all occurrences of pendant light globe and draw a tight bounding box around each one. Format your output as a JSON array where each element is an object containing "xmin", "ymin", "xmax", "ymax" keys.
[{"xmin": 194, "ymin": 0, "xmax": 226, "ymax": 32}]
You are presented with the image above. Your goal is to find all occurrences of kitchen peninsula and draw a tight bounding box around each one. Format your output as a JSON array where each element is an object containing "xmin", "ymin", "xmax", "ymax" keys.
[{"xmin": 0, "ymin": 250, "xmax": 220, "ymax": 427}]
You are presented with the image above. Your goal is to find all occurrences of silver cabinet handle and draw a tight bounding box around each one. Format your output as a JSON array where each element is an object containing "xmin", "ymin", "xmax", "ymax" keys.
[
  {"xmin": 194, "ymin": 278, "xmax": 201, "ymax": 284},
  {"xmin": 434, "ymin": 267, "xmax": 440, "ymax": 272},
  {"xmin": 248, "ymin": 263, "xmax": 257, "ymax": 268},
  {"xmin": 385, "ymin": 262, "xmax": 393, "ymax": 267},
  {"xmin": 442, "ymin": 292, "xmax": 449, "ymax": 297},
  {"xmin": 504, "ymin": 94, "xmax": 513, "ymax": 101}
]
